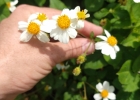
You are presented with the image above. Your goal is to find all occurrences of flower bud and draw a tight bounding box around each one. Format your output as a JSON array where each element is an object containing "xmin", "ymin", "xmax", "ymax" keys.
[
  {"xmin": 73, "ymin": 66, "xmax": 81, "ymax": 76},
  {"xmin": 77, "ymin": 54, "xmax": 86, "ymax": 64}
]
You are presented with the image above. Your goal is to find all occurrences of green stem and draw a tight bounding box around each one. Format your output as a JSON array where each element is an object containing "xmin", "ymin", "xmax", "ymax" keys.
[
  {"xmin": 83, "ymin": 82, "xmax": 88, "ymax": 100},
  {"xmin": 85, "ymin": 82, "xmax": 98, "ymax": 92}
]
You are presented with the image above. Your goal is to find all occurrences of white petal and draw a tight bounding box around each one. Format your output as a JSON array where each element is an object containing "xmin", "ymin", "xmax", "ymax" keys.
[
  {"xmin": 103, "ymin": 81, "xmax": 110, "ymax": 90},
  {"xmin": 28, "ymin": 13, "xmax": 38, "ymax": 22},
  {"xmin": 104, "ymin": 29, "xmax": 111, "ymax": 37},
  {"xmin": 134, "ymin": 0, "xmax": 140, "ymax": 3},
  {"xmin": 75, "ymin": 6, "xmax": 80, "ymax": 12},
  {"xmin": 61, "ymin": 31, "xmax": 69, "ymax": 43},
  {"xmin": 20, "ymin": 31, "xmax": 33, "ymax": 42},
  {"xmin": 103, "ymin": 98, "xmax": 108, "ymax": 100},
  {"xmin": 93, "ymin": 93, "xmax": 102, "ymax": 100},
  {"xmin": 101, "ymin": 44, "xmax": 113, "ymax": 56},
  {"xmin": 52, "ymin": 15, "xmax": 59, "ymax": 20},
  {"xmin": 67, "ymin": 28, "xmax": 77, "ymax": 38},
  {"xmin": 96, "ymin": 35, "xmax": 107, "ymax": 41},
  {"xmin": 95, "ymin": 41, "xmax": 107, "ymax": 50},
  {"xmin": 96, "ymin": 83, "xmax": 103, "ymax": 92},
  {"xmin": 84, "ymin": 9, "xmax": 88, "ymax": 14},
  {"xmin": 33, "ymin": 20, "xmax": 41, "ymax": 25},
  {"xmin": 36, "ymin": 32, "xmax": 50, "ymax": 43},
  {"xmin": 61, "ymin": 9, "xmax": 70, "ymax": 15},
  {"xmin": 114, "ymin": 45, "xmax": 120, "ymax": 52},
  {"xmin": 10, "ymin": 0, "xmax": 18, "ymax": 6},
  {"xmin": 41, "ymin": 20, "xmax": 56, "ymax": 33},
  {"xmin": 9, "ymin": 6, "xmax": 16, "ymax": 12},
  {"xmin": 76, "ymin": 20, "xmax": 84, "ymax": 29},
  {"xmin": 108, "ymin": 86, "xmax": 115, "ymax": 92},
  {"xmin": 109, "ymin": 47, "xmax": 116, "ymax": 59},
  {"xmin": 50, "ymin": 28, "xmax": 59, "ymax": 38},
  {"xmin": 108, "ymin": 93, "xmax": 116, "ymax": 99},
  {"xmin": 86, "ymin": 14, "xmax": 90, "ymax": 18},
  {"xmin": 18, "ymin": 21, "xmax": 28, "ymax": 31}
]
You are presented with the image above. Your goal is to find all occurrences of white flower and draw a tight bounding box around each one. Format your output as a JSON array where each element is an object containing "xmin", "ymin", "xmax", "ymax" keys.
[
  {"xmin": 95, "ymin": 29, "xmax": 120, "ymax": 59},
  {"xmin": 28, "ymin": 13, "xmax": 48, "ymax": 22},
  {"xmin": 133, "ymin": 0, "xmax": 140, "ymax": 3},
  {"xmin": 56, "ymin": 63, "xmax": 70, "ymax": 70},
  {"xmin": 18, "ymin": 19, "xmax": 51, "ymax": 43},
  {"xmin": 49, "ymin": 8, "xmax": 78, "ymax": 43},
  {"xmin": 6, "ymin": 0, "xmax": 18, "ymax": 12},
  {"xmin": 71, "ymin": 6, "xmax": 90, "ymax": 29},
  {"xmin": 93, "ymin": 81, "xmax": 116, "ymax": 100}
]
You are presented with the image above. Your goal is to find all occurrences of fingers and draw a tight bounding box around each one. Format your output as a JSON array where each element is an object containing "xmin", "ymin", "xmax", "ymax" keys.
[
  {"xmin": 49, "ymin": 38, "xmax": 94, "ymax": 64},
  {"xmin": 78, "ymin": 21, "xmax": 103, "ymax": 37}
]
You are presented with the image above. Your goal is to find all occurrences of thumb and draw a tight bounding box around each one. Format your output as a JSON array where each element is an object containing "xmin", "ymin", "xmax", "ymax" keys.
[{"xmin": 50, "ymin": 38, "xmax": 94, "ymax": 64}]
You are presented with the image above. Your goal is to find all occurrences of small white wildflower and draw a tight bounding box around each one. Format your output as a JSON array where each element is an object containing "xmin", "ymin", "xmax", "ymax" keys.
[
  {"xmin": 71, "ymin": 6, "xmax": 90, "ymax": 29},
  {"xmin": 28, "ymin": 13, "xmax": 48, "ymax": 22},
  {"xmin": 6, "ymin": 0, "xmax": 18, "ymax": 12},
  {"xmin": 56, "ymin": 62, "xmax": 70, "ymax": 70},
  {"xmin": 133, "ymin": 0, "xmax": 140, "ymax": 3},
  {"xmin": 18, "ymin": 17, "xmax": 52, "ymax": 43},
  {"xmin": 95, "ymin": 29, "xmax": 120, "ymax": 59},
  {"xmin": 93, "ymin": 81, "xmax": 116, "ymax": 100},
  {"xmin": 49, "ymin": 8, "xmax": 78, "ymax": 43}
]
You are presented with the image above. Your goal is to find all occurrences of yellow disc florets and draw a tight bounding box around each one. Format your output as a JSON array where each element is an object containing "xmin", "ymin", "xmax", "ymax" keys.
[
  {"xmin": 77, "ymin": 54, "xmax": 86, "ymax": 64},
  {"xmin": 101, "ymin": 90, "xmax": 108, "ymax": 98},
  {"xmin": 57, "ymin": 15, "xmax": 70, "ymax": 29},
  {"xmin": 27, "ymin": 22, "xmax": 40, "ymax": 35},
  {"xmin": 73, "ymin": 66, "xmax": 81, "ymax": 76},
  {"xmin": 77, "ymin": 10, "xmax": 86, "ymax": 20},
  {"xmin": 107, "ymin": 36, "xmax": 117, "ymax": 46},
  {"xmin": 6, "ymin": 2, "xmax": 11, "ymax": 8},
  {"xmin": 37, "ymin": 13, "xmax": 47, "ymax": 22}
]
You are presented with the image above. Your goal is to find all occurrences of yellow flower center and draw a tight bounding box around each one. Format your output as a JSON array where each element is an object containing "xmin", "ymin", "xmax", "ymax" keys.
[
  {"xmin": 6, "ymin": 2, "xmax": 11, "ymax": 8},
  {"xmin": 57, "ymin": 15, "xmax": 70, "ymax": 29},
  {"xmin": 44, "ymin": 85, "xmax": 51, "ymax": 91},
  {"xmin": 37, "ymin": 13, "xmax": 47, "ymax": 22},
  {"xmin": 27, "ymin": 22, "xmax": 40, "ymax": 35},
  {"xmin": 77, "ymin": 54, "xmax": 86, "ymax": 64},
  {"xmin": 77, "ymin": 10, "xmax": 86, "ymax": 20},
  {"xmin": 107, "ymin": 36, "xmax": 117, "ymax": 46},
  {"xmin": 101, "ymin": 90, "xmax": 108, "ymax": 98},
  {"xmin": 73, "ymin": 66, "xmax": 81, "ymax": 76}
]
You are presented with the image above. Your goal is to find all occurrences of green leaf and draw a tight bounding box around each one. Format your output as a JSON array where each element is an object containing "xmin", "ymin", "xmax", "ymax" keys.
[
  {"xmin": 117, "ymin": 60, "xmax": 139, "ymax": 92},
  {"xmin": 0, "ymin": 1, "xmax": 10, "ymax": 21},
  {"xmin": 34, "ymin": 0, "xmax": 46, "ymax": 6},
  {"xmin": 90, "ymin": 32, "xmax": 94, "ymax": 40},
  {"xmin": 132, "ymin": 55, "xmax": 140, "ymax": 73},
  {"xmin": 121, "ymin": 32, "xmax": 140, "ymax": 48},
  {"xmin": 49, "ymin": 0, "xmax": 66, "ymax": 10},
  {"xmin": 111, "ymin": 7, "xmax": 131, "ymax": 28},
  {"xmin": 94, "ymin": 8, "xmax": 109, "ymax": 19},
  {"xmin": 77, "ymin": 82, "xmax": 83, "ymax": 89},
  {"xmin": 84, "ymin": 0, "xmax": 104, "ymax": 12}
]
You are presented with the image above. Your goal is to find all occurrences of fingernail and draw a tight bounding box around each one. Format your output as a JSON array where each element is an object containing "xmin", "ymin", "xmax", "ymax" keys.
[{"xmin": 82, "ymin": 40, "xmax": 94, "ymax": 55}]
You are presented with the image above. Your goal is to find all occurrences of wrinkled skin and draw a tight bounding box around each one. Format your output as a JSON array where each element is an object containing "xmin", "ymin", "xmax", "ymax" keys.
[{"xmin": 0, "ymin": 4, "xmax": 103, "ymax": 100}]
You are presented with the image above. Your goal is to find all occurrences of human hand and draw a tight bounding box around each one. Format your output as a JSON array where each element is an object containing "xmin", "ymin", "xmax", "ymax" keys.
[{"xmin": 0, "ymin": 4, "xmax": 103, "ymax": 100}]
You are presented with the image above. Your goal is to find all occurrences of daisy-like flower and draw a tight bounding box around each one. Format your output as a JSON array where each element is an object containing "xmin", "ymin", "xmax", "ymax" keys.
[
  {"xmin": 95, "ymin": 29, "xmax": 120, "ymax": 59},
  {"xmin": 49, "ymin": 8, "xmax": 78, "ymax": 43},
  {"xmin": 93, "ymin": 81, "xmax": 116, "ymax": 100},
  {"xmin": 133, "ymin": 0, "xmax": 140, "ymax": 3},
  {"xmin": 72, "ymin": 6, "xmax": 90, "ymax": 29},
  {"xmin": 28, "ymin": 13, "xmax": 48, "ymax": 22},
  {"xmin": 56, "ymin": 62, "xmax": 70, "ymax": 70},
  {"xmin": 6, "ymin": 0, "xmax": 18, "ymax": 12},
  {"xmin": 18, "ymin": 19, "xmax": 51, "ymax": 43}
]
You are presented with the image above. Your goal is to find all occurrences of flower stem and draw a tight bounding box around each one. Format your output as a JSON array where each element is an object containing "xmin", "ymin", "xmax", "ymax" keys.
[{"xmin": 85, "ymin": 82, "xmax": 98, "ymax": 92}]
